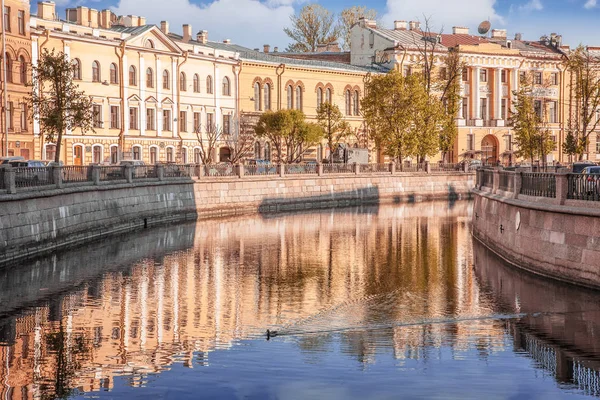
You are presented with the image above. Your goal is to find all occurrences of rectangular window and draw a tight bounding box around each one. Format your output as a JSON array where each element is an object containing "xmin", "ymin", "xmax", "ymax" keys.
[
  {"xmin": 480, "ymin": 98, "xmax": 487, "ymax": 120},
  {"xmin": 222, "ymin": 114, "xmax": 231, "ymax": 134},
  {"xmin": 179, "ymin": 111, "xmax": 187, "ymax": 132},
  {"xmin": 146, "ymin": 108, "xmax": 155, "ymax": 130},
  {"xmin": 20, "ymin": 103, "xmax": 27, "ymax": 131},
  {"xmin": 501, "ymin": 99, "xmax": 507, "ymax": 121},
  {"xmin": 596, "ymin": 134, "xmax": 600, "ymax": 154},
  {"xmin": 129, "ymin": 107, "xmax": 138, "ymax": 130},
  {"xmin": 548, "ymin": 101, "xmax": 557, "ymax": 123},
  {"xmin": 551, "ymin": 135, "xmax": 557, "ymax": 151},
  {"xmin": 110, "ymin": 106, "xmax": 119, "ymax": 129},
  {"xmin": 462, "ymin": 67, "xmax": 468, "ymax": 81},
  {"xmin": 162, "ymin": 109, "xmax": 171, "ymax": 131},
  {"xmin": 534, "ymin": 100, "xmax": 542, "ymax": 120},
  {"xmin": 4, "ymin": 7, "xmax": 10, "ymax": 33},
  {"xmin": 462, "ymin": 98, "xmax": 468, "ymax": 120},
  {"xmin": 467, "ymin": 134, "xmax": 474, "ymax": 151},
  {"xmin": 551, "ymin": 72, "xmax": 558, "ymax": 85},
  {"xmin": 92, "ymin": 104, "xmax": 102, "ymax": 128},
  {"xmin": 501, "ymin": 69, "xmax": 507, "ymax": 83},
  {"xmin": 6, "ymin": 102, "xmax": 13, "ymax": 130},
  {"xmin": 193, "ymin": 112, "xmax": 201, "ymax": 132},
  {"xmin": 534, "ymin": 72, "xmax": 542, "ymax": 85},
  {"xmin": 18, "ymin": 10, "xmax": 24, "ymax": 35},
  {"xmin": 480, "ymin": 69, "xmax": 487, "ymax": 83},
  {"xmin": 505, "ymin": 134, "xmax": 513, "ymax": 151},
  {"xmin": 206, "ymin": 112, "xmax": 214, "ymax": 131}
]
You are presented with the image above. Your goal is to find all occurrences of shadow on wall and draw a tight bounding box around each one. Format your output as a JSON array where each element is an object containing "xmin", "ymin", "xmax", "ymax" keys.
[{"xmin": 0, "ymin": 221, "xmax": 197, "ymax": 325}]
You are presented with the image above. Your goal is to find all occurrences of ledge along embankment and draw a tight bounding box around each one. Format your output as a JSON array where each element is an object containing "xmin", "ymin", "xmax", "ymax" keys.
[{"xmin": 0, "ymin": 163, "xmax": 474, "ymax": 265}]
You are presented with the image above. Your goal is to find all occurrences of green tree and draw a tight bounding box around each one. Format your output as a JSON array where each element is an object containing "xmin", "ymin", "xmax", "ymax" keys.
[
  {"xmin": 337, "ymin": 6, "xmax": 377, "ymax": 51},
  {"xmin": 316, "ymin": 102, "xmax": 350, "ymax": 163},
  {"xmin": 27, "ymin": 49, "xmax": 94, "ymax": 163},
  {"xmin": 438, "ymin": 48, "xmax": 464, "ymax": 162},
  {"xmin": 284, "ymin": 4, "xmax": 340, "ymax": 52},
  {"xmin": 410, "ymin": 74, "xmax": 445, "ymax": 161},
  {"xmin": 255, "ymin": 109, "xmax": 323, "ymax": 163}
]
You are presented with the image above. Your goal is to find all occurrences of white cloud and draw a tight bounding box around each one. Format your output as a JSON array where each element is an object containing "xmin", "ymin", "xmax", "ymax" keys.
[
  {"xmin": 584, "ymin": 0, "xmax": 597, "ymax": 9},
  {"xmin": 382, "ymin": 0, "xmax": 503, "ymax": 32},
  {"xmin": 111, "ymin": 0, "xmax": 296, "ymax": 48},
  {"xmin": 518, "ymin": 0, "xmax": 543, "ymax": 12}
]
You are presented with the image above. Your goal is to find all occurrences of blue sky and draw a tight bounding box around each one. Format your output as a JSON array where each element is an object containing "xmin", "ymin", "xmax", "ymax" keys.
[{"xmin": 44, "ymin": 0, "xmax": 600, "ymax": 49}]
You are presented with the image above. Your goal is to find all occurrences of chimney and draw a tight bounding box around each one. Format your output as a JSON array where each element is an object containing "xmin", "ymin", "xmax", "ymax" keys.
[
  {"xmin": 37, "ymin": 1, "xmax": 56, "ymax": 20},
  {"xmin": 77, "ymin": 6, "xmax": 89, "ymax": 26},
  {"xmin": 182, "ymin": 24, "xmax": 192, "ymax": 42},
  {"xmin": 99, "ymin": 9, "xmax": 113, "ymax": 29},
  {"xmin": 409, "ymin": 21, "xmax": 420, "ymax": 31},
  {"xmin": 394, "ymin": 20, "xmax": 407, "ymax": 30},
  {"xmin": 514, "ymin": 33, "xmax": 522, "ymax": 41},
  {"xmin": 160, "ymin": 21, "xmax": 169, "ymax": 34},
  {"xmin": 263, "ymin": 44, "xmax": 270, "ymax": 53},
  {"xmin": 326, "ymin": 42, "xmax": 340, "ymax": 52},
  {"xmin": 452, "ymin": 26, "xmax": 469, "ymax": 35},
  {"xmin": 491, "ymin": 29, "xmax": 506, "ymax": 39},
  {"xmin": 273, "ymin": 46, "xmax": 278, "ymax": 52},
  {"xmin": 88, "ymin": 9, "xmax": 99, "ymax": 28},
  {"xmin": 223, "ymin": 39, "xmax": 231, "ymax": 44},
  {"xmin": 139, "ymin": 17, "xmax": 146, "ymax": 26},
  {"xmin": 129, "ymin": 15, "xmax": 139, "ymax": 27},
  {"xmin": 196, "ymin": 30, "xmax": 208, "ymax": 44}
]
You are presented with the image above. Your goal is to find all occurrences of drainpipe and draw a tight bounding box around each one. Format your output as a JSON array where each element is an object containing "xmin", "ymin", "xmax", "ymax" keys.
[
  {"xmin": 275, "ymin": 63, "xmax": 285, "ymax": 111},
  {"xmin": 115, "ymin": 42, "xmax": 126, "ymax": 158},
  {"xmin": 1, "ymin": 0, "xmax": 8, "ymax": 156},
  {"xmin": 176, "ymin": 51, "xmax": 189, "ymax": 162}
]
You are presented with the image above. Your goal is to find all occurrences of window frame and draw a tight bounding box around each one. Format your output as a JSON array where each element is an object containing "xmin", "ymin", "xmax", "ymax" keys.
[
  {"xmin": 222, "ymin": 76, "xmax": 231, "ymax": 96},
  {"xmin": 146, "ymin": 108, "xmax": 156, "ymax": 130},
  {"xmin": 109, "ymin": 63, "xmax": 118, "ymax": 84},
  {"xmin": 206, "ymin": 75, "xmax": 213, "ymax": 94},
  {"xmin": 17, "ymin": 10, "xmax": 24, "ymax": 35},
  {"xmin": 129, "ymin": 65, "xmax": 137, "ymax": 86},
  {"xmin": 146, "ymin": 67, "xmax": 154, "ymax": 89},
  {"xmin": 92, "ymin": 61, "xmax": 101, "ymax": 83},
  {"xmin": 180, "ymin": 72, "xmax": 186, "ymax": 91},
  {"xmin": 129, "ymin": 107, "xmax": 139, "ymax": 130}
]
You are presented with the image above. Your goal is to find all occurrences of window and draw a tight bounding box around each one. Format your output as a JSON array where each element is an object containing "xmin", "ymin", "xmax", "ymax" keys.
[
  {"xmin": 18, "ymin": 10, "xmax": 24, "ymax": 35},
  {"xmin": 206, "ymin": 75, "xmax": 213, "ymax": 94},
  {"xmin": 287, "ymin": 85, "xmax": 293, "ymax": 109},
  {"xmin": 264, "ymin": 142, "xmax": 271, "ymax": 161},
  {"xmin": 19, "ymin": 56, "xmax": 26, "ymax": 84},
  {"xmin": 501, "ymin": 99, "xmax": 507, "ymax": 121},
  {"xmin": 179, "ymin": 111, "xmax": 187, "ymax": 132},
  {"xmin": 551, "ymin": 72, "xmax": 559, "ymax": 86},
  {"xmin": 501, "ymin": 69, "xmax": 507, "ymax": 83},
  {"xmin": 193, "ymin": 74, "xmax": 200, "ymax": 92},
  {"xmin": 92, "ymin": 145, "xmax": 102, "ymax": 164},
  {"xmin": 150, "ymin": 147, "xmax": 158, "ymax": 164},
  {"xmin": 206, "ymin": 113, "xmax": 214, "ymax": 131},
  {"xmin": 163, "ymin": 109, "xmax": 171, "ymax": 131},
  {"xmin": 254, "ymin": 142, "xmax": 261, "ymax": 159},
  {"xmin": 45, "ymin": 144, "xmax": 56, "ymax": 161},
  {"xmin": 145, "ymin": 40, "xmax": 154, "ymax": 49},
  {"xmin": 534, "ymin": 100, "xmax": 542, "ymax": 120},
  {"xmin": 129, "ymin": 66, "xmax": 137, "ymax": 86},
  {"xmin": 264, "ymin": 83, "xmax": 271, "ymax": 110},
  {"xmin": 462, "ymin": 98, "xmax": 468, "ymax": 120},
  {"xmin": 162, "ymin": 70, "xmax": 169, "ymax": 89},
  {"xmin": 194, "ymin": 148, "xmax": 201, "ymax": 164},
  {"xmin": 129, "ymin": 107, "xmax": 138, "ymax": 130},
  {"xmin": 345, "ymin": 90, "xmax": 351, "ymax": 115},
  {"xmin": 166, "ymin": 147, "xmax": 173, "ymax": 163},
  {"xmin": 20, "ymin": 103, "xmax": 27, "ymax": 131},
  {"xmin": 92, "ymin": 104, "xmax": 102, "ymax": 128},
  {"xmin": 182, "ymin": 148, "xmax": 188, "ymax": 164},
  {"xmin": 92, "ymin": 61, "xmax": 101, "ymax": 82},
  {"xmin": 480, "ymin": 98, "xmax": 487, "ymax": 120},
  {"xmin": 132, "ymin": 146, "xmax": 141, "ymax": 160},
  {"xmin": 4, "ymin": 54, "xmax": 11, "ymax": 83},
  {"xmin": 223, "ymin": 114, "xmax": 231, "ymax": 134},
  {"xmin": 505, "ymin": 135, "xmax": 513, "ymax": 151},
  {"xmin": 73, "ymin": 59, "xmax": 82, "ymax": 80},
  {"xmin": 480, "ymin": 68, "xmax": 487, "ymax": 83},
  {"xmin": 110, "ymin": 106, "xmax": 119, "ymax": 129},
  {"xmin": 295, "ymin": 86, "xmax": 302, "ymax": 111},
  {"xmin": 146, "ymin": 68, "xmax": 153, "ymax": 88},
  {"xmin": 597, "ymin": 134, "xmax": 600, "ymax": 154},
  {"xmin": 109, "ymin": 63, "xmax": 118, "ymax": 84},
  {"xmin": 146, "ymin": 108, "xmax": 155, "ymax": 130},
  {"xmin": 193, "ymin": 112, "xmax": 201, "ymax": 132},
  {"xmin": 519, "ymin": 71, "xmax": 526, "ymax": 82},
  {"xmin": 317, "ymin": 87, "xmax": 323, "ymax": 107},
  {"xmin": 462, "ymin": 67, "xmax": 468, "ymax": 81},
  {"xmin": 467, "ymin": 134, "xmax": 474, "ymax": 151},
  {"xmin": 180, "ymin": 72, "xmax": 186, "ymax": 91},
  {"xmin": 254, "ymin": 82, "xmax": 261, "ymax": 111},
  {"xmin": 326, "ymin": 88, "xmax": 332, "ymax": 103},
  {"xmin": 4, "ymin": 7, "xmax": 10, "ymax": 33},
  {"xmin": 548, "ymin": 101, "xmax": 557, "ymax": 123},
  {"xmin": 534, "ymin": 72, "xmax": 542, "ymax": 85},
  {"xmin": 222, "ymin": 77, "xmax": 230, "ymax": 96},
  {"xmin": 110, "ymin": 146, "xmax": 118, "ymax": 164}
]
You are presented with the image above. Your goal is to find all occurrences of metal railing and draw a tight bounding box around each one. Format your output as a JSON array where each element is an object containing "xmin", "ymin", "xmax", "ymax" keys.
[
  {"xmin": 244, "ymin": 164, "xmax": 278, "ymax": 176},
  {"xmin": 520, "ymin": 173, "xmax": 556, "ymax": 198},
  {"xmin": 480, "ymin": 169, "xmax": 494, "ymax": 188},
  {"xmin": 322, "ymin": 163, "xmax": 355, "ymax": 174},
  {"xmin": 397, "ymin": 163, "xmax": 424, "ymax": 173},
  {"xmin": 360, "ymin": 163, "xmax": 389, "ymax": 173},
  {"xmin": 164, "ymin": 164, "xmax": 193, "ymax": 178},
  {"xmin": 99, "ymin": 166, "xmax": 126, "ymax": 181},
  {"xmin": 430, "ymin": 163, "xmax": 461, "ymax": 172},
  {"xmin": 284, "ymin": 164, "xmax": 318, "ymax": 175},
  {"xmin": 132, "ymin": 166, "xmax": 157, "ymax": 179},
  {"xmin": 567, "ymin": 173, "xmax": 600, "ymax": 201},
  {"xmin": 204, "ymin": 164, "xmax": 236, "ymax": 177},
  {"xmin": 0, "ymin": 169, "xmax": 5, "ymax": 190},
  {"xmin": 14, "ymin": 167, "xmax": 54, "ymax": 189},
  {"xmin": 498, "ymin": 171, "xmax": 514, "ymax": 192},
  {"xmin": 62, "ymin": 166, "xmax": 92, "ymax": 184}
]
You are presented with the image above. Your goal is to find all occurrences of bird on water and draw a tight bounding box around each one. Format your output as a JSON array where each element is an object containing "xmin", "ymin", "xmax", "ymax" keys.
[{"xmin": 266, "ymin": 329, "xmax": 278, "ymax": 340}]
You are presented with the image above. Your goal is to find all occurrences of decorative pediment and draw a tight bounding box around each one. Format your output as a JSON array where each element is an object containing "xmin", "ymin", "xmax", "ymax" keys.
[
  {"xmin": 124, "ymin": 26, "xmax": 182, "ymax": 54},
  {"xmin": 161, "ymin": 97, "xmax": 174, "ymax": 105},
  {"xmin": 145, "ymin": 96, "xmax": 158, "ymax": 103},
  {"xmin": 128, "ymin": 94, "xmax": 142, "ymax": 102}
]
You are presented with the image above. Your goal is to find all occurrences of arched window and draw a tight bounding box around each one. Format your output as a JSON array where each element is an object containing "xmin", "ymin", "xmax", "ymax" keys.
[
  {"xmin": 295, "ymin": 86, "xmax": 303, "ymax": 111},
  {"xmin": 129, "ymin": 65, "xmax": 137, "ymax": 86},
  {"xmin": 222, "ymin": 76, "xmax": 230, "ymax": 96},
  {"xmin": 254, "ymin": 142, "xmax": 261, "ymax": 159},
  {"xmin": 150, "ymin": 146, "xmax": 158, "ymax": 164},
  {"xmin": 264, "ymin": 142, "xmax": 271, "ymax": 161},
  {"xmin": 145, "ymin": 39, "xmax": 154, "ymax": 49},
  {"xmin": 182, "ymin": 147, "xmax": 188, "ymax": 164},
  {"xmin": 180, "ymin": 72, "xmax": 186, "ymax": 91},
  {"xmin": 5, "ymin": 54, "xmax": 12, "ymax": 83},
  {"xmin": 166, "ymin": 147, "xmax": 174, "ymax": 163},
  {"xmin": 162, "ymin": 70, "xmax": 169, "ymax": 89},
  {"xmin": 326, "ymin": 88, "xmax": 332, "ymax": 103},
  {"xmin": 193, "ymin": 74, "xmax": 200, "ymax": 92},
  {"xmin": 19, "ymin": 56, "xmax": 27, "ymax": 84},
  {"xmin": 264, "ymin": 83, "xmax": 271, "ymax": 111},
  {"xmin": 353, "ymin": 90, "xmax": 360, "ymax": 115},
  {"xmin": 287, "ymin": 85, "xmax": 293, "ymax": 109},
  {"xmin": 92, "ymin": 145, "xmax": 102, "ymax": 164},
  {"xmin": 254, "ymin": 82, "xmax": 261, "ymax": 111},
  {"xmin": 206, "ymin": 75, "xmax": 213, "ymax": 94},
  {"xmin": 110, "ymin": 145, "xmax": 118, "ymax": 164},
  {"xmin": 194, "ymin": 148, "xmax": 201, "ymax": 164},
  {"xmin": 345, "ymin": 89, "xmax": 351, "ymax": 115},
  {"xmin": 92, "ymin": 61, "xmax": 101, "ymax": 82},
  {"xmin": 72, "ymin": 58, "xmax": 81, "ymax": 80},
  {"xmin": 146, "ymin": 68, "xmax": 154, "ymax": 88},
  {"xmin": 132, "ymin": 145, "xmax": 142, "ymax": 160},
  {"xmin": 109, "ymin": 63, "xmax": 118, "ymax": 84},
  {"xmin": 317, "ymin": 87, "xmax": 323, "ymax": 108}
]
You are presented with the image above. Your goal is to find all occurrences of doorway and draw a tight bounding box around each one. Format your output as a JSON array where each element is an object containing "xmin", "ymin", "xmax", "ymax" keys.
[{"xmin": 74, "ymin": 145, "xmax": 84, "ymax": 166}]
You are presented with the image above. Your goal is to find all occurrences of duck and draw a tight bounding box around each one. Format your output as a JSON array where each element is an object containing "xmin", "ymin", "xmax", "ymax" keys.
[{"xmin": 266, "ymin": 329, "xmax": 278, "ymax": 340}]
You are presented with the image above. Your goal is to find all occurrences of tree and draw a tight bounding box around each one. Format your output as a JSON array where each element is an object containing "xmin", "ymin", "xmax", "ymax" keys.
[
  {"xmin": 284, "ymin": 4, "xmax": 340, "ymax": 52},
  {"xmin": 254, "ymin": 109, "xmax": 323, "ymax": 163},
  {"xmin": 338, "ymin": 6, "xmax": 377, "ymax": 51},
  {"xmin": 316, "ymin": 102, "xmax": 350, "ymax": 163},
  {"xmin": 195, "ymin": 120, "xmax": 222, "ymax": 164},
  {"xmin": 27, "ymin": 49, "xmax": 94, "ymax": 163},
  {"xmin": 410, "ymin": 75, "xmax": 445, "ymax": 162},
  {"xmin": 222, "ymin": 113, "xmax": 256, "ymax": 164},
  {"xmin": 566, "ymin": 45, "xmax": 600, "ymax": 160},
  {"xmin": 438, "ymin": 48, "xmax": 464, "ymax": 162}
]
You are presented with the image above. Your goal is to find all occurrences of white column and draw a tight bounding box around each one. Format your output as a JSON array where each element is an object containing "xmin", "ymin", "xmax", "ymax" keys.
[
  {"xmin": 172, "ymin": 59, "xmax": 177, "ymax": 139},
  {"xmin": 214, "ymin": 64, "xmax": 220, "ymax": 129},
  {"xmin": 474, "ymin": 66, "xmax": 482, "ymax": 126},
  {"xmin": 139, "ymin": 56, "xmax": 146, "ymax": 136},
  {"xmin": 495, "ymin": 68, "xmax": 502, "ymax": 120},
  {"xmin": 156, "ymin": 58, "xmax": 162, "ymax": 137},
  {"xmin": 511, "ymin": 68, "xmax": 519, "ymax": 113}
]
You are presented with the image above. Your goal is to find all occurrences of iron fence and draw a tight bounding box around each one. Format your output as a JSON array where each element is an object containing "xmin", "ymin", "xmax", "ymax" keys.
[
  {"xmin": 322, "ymin": 163, "xmax": 355, "ymax": 174},
  {"xmin": 567, "ymin": 173, "xmax": 600, "ymax": 201},
  {"xmin": 284, "ymin": 164, "xmax": 317, "ymax": 175},
  {"xmin": 430, "ymin": 163, "xmax": 462, "ymax": 172},
  {"xmin": 0, "ymin": 169, "xmax": 5, "ymax": 190},
  {"xmin": 244, "ymin": 164, "xmax": 278, "ymax": 176},
  {"xmin": 14, "ymin": 167, "xmax": 54, "ymax": 189},
  {"xmin": 204, "ymin": 164, "xmax": 236, "ymax": 177},
  {"xmin": 132, "ymin": 166, "xmax": 157, "ymax": 179},
  {"xmin": 99, "ymin": 166, "xmax": 126, "ymax": 181},
  {"xmin": 520, "ymin": 173, "xmax": 556, "ymax": 198},
  {"xmin": 163, "ymin": 164, "xmax": 193, "ymax": 178},
  {"xmin": 62, "ymin": 166, "xmax": 92, "ymax": 184},
  {"xmin": 397, "ymin": 163, "xmax": 425, "ymax": 173},
  {"xmin": 498, "ymin": 171, "xmax": 515, "ymax": 192},
  {"xmin": 360, "ymin": 163, "xmax": 389, "ymax": 173}
]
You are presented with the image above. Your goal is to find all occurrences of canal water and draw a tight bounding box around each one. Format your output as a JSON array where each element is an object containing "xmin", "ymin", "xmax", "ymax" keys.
[{"xmin": 1, "ymin": 201, "xmax": 600, "ymax": 399}]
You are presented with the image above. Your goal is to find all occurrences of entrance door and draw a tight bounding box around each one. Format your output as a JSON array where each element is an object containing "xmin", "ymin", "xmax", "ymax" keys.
[
  {"xmin": 74, "ymin": 146, "xmax": 83, "ymax": 166},
  {"xmin": 480, "ymin": 135, "xmax": 499, "ymax": 165}
]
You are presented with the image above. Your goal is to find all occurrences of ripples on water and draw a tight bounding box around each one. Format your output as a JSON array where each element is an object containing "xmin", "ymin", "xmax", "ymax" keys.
[{"xmin": 0, "ymin": 201, "xmax": 599, "ymax": 399}]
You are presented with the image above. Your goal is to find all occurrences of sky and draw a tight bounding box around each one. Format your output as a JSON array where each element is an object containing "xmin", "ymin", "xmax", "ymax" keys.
[{"xmin": 41, "ymin": 0, "xmax": 600, "ymax": 50}]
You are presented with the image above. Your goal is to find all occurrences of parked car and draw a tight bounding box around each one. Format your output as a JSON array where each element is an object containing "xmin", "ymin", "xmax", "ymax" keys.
[
  {"xmin": 0, "ymin": 156, "xmax": 25, "ymax": 166},
  {"xmin": 9, "ymin": 160, "xmax": 51, "ymax": 184},
  {"xmin": 106, "ymin": 160, "xmax": 147, "ymax": 179},
  {"xmin": 581, "ymin": 166, "xmax": 600, "ymax": 195},
  {"xmin": 572, "ymin": 161, "xmax": 596, "ymax": 174},
  {"xmin": 459, "ymin": 159, "xmax": 482, "ymax": 170}
]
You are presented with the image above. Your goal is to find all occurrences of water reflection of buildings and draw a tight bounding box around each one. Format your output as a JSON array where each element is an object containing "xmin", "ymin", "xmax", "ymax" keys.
[{"xmin": 0, "ymin": 201, "xmax": 514, "ymax": 399}]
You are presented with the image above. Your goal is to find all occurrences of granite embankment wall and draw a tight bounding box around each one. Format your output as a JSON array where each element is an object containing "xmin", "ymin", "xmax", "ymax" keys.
[
  {"xmin": 472, "ymin": 169, "xmax": 600, "ymax": 289},
  {"xmin": 0, "ymin": 173, "xmax": 474, "ymax": 264}
]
